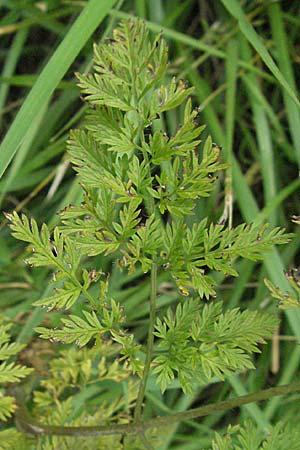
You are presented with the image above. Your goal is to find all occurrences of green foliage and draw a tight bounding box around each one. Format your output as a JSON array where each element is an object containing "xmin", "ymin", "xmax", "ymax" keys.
[
  {"xmin": 0, "ymin": 317, "xmax": 33, "ymax": 422},
  {"xmin": 0, "ymin": 430, "xmax": 29, "ymax": 450},
  {"xmin": 29, "ymin": 344, "xmax": 137, "ymax": 450},
  {"xmin": 153, "ymin": 300, "xmax": 278, "ymax": 393},
  {"xmin": 209, "ymin": 420, "xmax": 300, "ymax": 450},
  {"xmin": 3, "ymin": 17, "xmax": 295, "ymax": 449},
  {"xmin": 35, "ymin": 300, "xmax": 124, "ymax": 346}
]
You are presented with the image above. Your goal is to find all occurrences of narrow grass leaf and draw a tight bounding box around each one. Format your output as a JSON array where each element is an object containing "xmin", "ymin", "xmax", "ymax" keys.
[
  {"xmin": 268, "ymin": 2, "xmax": 300, "ymax": 165},
  {"xmin": 0, "ymin": 0, "xmax": 116, "ymax": 179},
  {"xmin": 220, "ymin": 0, "xmax": 300, "ymax": 109},
  {"xmin": 0, "ymin": 28, "xmax": 28, "ymax": 131}
]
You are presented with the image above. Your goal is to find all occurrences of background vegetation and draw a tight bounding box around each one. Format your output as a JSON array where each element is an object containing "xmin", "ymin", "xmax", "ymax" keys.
[{"xmin": 1, "ymin": 1, "xmax": 300, "ymax": 448}]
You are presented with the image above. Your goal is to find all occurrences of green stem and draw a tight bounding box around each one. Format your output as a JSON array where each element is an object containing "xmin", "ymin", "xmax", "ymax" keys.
[
  {"xmin": 14, "ymin": 382, "xmax": 300, "ymax": 437},
  {"xmin": 134, "ymin": 261, "xmax": 158, "ymax": 422}
]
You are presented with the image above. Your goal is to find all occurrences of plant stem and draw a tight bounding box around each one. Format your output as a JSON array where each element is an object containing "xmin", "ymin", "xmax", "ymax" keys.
[
  {"xmin": 134, "ymin": 261, "xmax": 158, "ymax": 423},
  {"xmin": 14, "ymin": 382, "xmax": 300, "ymax": 437}
]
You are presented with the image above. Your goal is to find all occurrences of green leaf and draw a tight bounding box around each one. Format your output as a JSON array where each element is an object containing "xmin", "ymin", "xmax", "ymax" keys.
[
  {"xmin": 33, "ymin": 284, "xmax": 81, "ymax": 311},
  {"xmin": 0, "ymin": 342, "xmax": 25, "ymax": 360},
  {"xmin": 67, "ymin": 129, "xmax": 116, "ymax": 189},
  {"xmin": 0, "ymin": 362, "xmax": 32, "ymax": 383},
  {"xmin": 35, "ymin": 310, "xmax": 105, "ymax": 347},
  {"xmin": 0, "ymin": 429, "xmax": 27, "ymax": 450},
  {"xmin": 111, "ymin": 332, "xmax": 143, "ymax": 377},
  {"xmin": 75, "ymin": 232, "xmax": 120, "ymax": 257},
  {"xmin": 78, "ymin": 19, "xmax": 169, "ymax": 117},
  {"xmin": 153, "ymin": 301, "xmax": 278, "ymax": 392},
  {"xmin": 0, "ymin": 319, "xmax": 33, "ymax": 386},
  {"xmin": 122, "ymin": 215, "xmax": 162, "ymax": 273},
  {"xmin": 152, "ymin": 355, "xmax": 176, "ymax": 393},
  {"xmin": 85, "ymin": 107, "xmax": 137, "ymax": 153},
  {"xmin": 0, "ymin": 396, "xmax": 16, "ymax": 422},
  {"xmin": 113, "ymin": 199, "xmax": 141, "ymax": 240},
  {"xmin": 158, "ymin": 77, "xmax": 194, "ymax": 112},
  {"xmin": 209, "ymin": 420, "xmax": 300, "ymax": 450},
  {"xmin": 76, "ymin": 72, "xmax": 133, "ymax": 112}
]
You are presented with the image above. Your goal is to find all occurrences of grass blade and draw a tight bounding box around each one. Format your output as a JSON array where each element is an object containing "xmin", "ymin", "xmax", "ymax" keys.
[
  {"xmin": 220, "ymin": 0, "xmax": 300, "ymax": 109},
  {"xmin": 0, "ymin": 28, "xmax": 28, "ymax": 131},
  {"xmin": 268, "ymin": 2, "xmax": 300, "ymax": 166},
  {"xmin": 0, "ymin": 0, "xmax": 116, "ymax": 179}
]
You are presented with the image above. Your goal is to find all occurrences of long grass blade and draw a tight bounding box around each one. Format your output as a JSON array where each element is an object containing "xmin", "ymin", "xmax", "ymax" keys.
[
  {"xmin": 220, "ymin": 0, "xmax": 300, "ymax": 108},
  {"xmin": 0, "ymin": 0, "xmax": 116, "ymax": 179},
  {"xmin": 268, "ymin": 2, "xmax": 300, "ymax": 166}
]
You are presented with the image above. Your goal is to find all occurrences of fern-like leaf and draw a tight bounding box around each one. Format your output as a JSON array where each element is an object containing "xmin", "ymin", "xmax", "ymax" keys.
[
  {"xmin": 153, "ymin": 300, "xmax": 278, "ymax": 393},
  {"xmin": 35, "ymin": 311, "xmax": 105, "ymax": 347}
]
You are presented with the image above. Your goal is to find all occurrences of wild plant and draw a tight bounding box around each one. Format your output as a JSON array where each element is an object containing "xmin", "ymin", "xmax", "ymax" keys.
[{"xmin": 2, "ymin": 19, "xmax": 299, "ymax": 450}]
